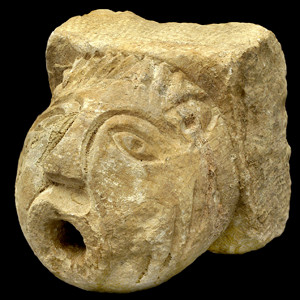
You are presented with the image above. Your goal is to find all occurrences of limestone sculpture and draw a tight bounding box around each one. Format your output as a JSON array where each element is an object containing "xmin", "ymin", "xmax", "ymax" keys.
[{"xmin": 15, "ymin": 10, "xmax": 291, "ymax": 293}]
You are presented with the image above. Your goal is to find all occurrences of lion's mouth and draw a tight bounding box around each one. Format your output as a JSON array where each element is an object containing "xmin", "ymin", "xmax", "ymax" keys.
[{"xmin": 51, "ymin": 220, "xmax": 86, "ymax": 254}]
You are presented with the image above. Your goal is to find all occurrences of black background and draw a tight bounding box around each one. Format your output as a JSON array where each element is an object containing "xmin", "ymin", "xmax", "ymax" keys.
[{"xmin": 5, "ymin": 2, "xmax": 298, "ymax": 298}]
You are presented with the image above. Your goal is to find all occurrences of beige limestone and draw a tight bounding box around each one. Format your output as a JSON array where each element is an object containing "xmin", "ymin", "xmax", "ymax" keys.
[{"xmin": 15, "ymin": 9, "xmax": 291, "ymax": 293}]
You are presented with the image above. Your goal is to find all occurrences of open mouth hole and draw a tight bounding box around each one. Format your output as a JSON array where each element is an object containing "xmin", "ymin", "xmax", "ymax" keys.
[{"xmin": 55, "ymin": 220, "xmax": 86, "ymax": 253}]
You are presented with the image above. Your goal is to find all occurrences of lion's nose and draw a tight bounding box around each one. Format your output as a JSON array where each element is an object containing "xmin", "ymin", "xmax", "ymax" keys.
[{"xmin": 42, "ymin": 131, "xmax": 85, "ymax": 188}]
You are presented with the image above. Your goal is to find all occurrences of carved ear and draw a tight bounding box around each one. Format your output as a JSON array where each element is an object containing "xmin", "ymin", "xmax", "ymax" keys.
[
  {"xmin": 165, "ymin": 99, "xmax": 241, "ymax": 239},
  {"xmin": 180, "ymin": 102, "xmax": 212, "ymax": 134},
  {"xmin": 176, "ymin": 100, "xmax": 221, "ymax": 139}
]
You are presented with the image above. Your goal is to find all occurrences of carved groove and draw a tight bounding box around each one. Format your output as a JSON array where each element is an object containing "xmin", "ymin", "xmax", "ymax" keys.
[{"xmin": 136, "ymin": 255, "xmax": 152, "ymax": 284}]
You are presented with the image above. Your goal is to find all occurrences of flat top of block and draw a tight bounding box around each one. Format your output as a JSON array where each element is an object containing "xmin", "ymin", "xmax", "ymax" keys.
[
  {"xmin": 52, "ymin": 9, "xmax": 271, "ymax": 56},
  {"xmin": 46, "ymin": 9, "xmax": 278, "ymax": 92}
]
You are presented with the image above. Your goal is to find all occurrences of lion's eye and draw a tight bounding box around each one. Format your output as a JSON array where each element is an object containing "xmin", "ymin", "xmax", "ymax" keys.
[{"xmin": 112, "ymin": 132, "xmax": 156, "ymax": 161}]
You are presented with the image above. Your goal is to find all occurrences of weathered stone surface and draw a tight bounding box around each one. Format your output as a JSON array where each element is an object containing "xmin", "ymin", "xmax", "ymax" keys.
[{"xmin": 15, "ymin": 9, "xmax": 291, "ymax": 292}]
